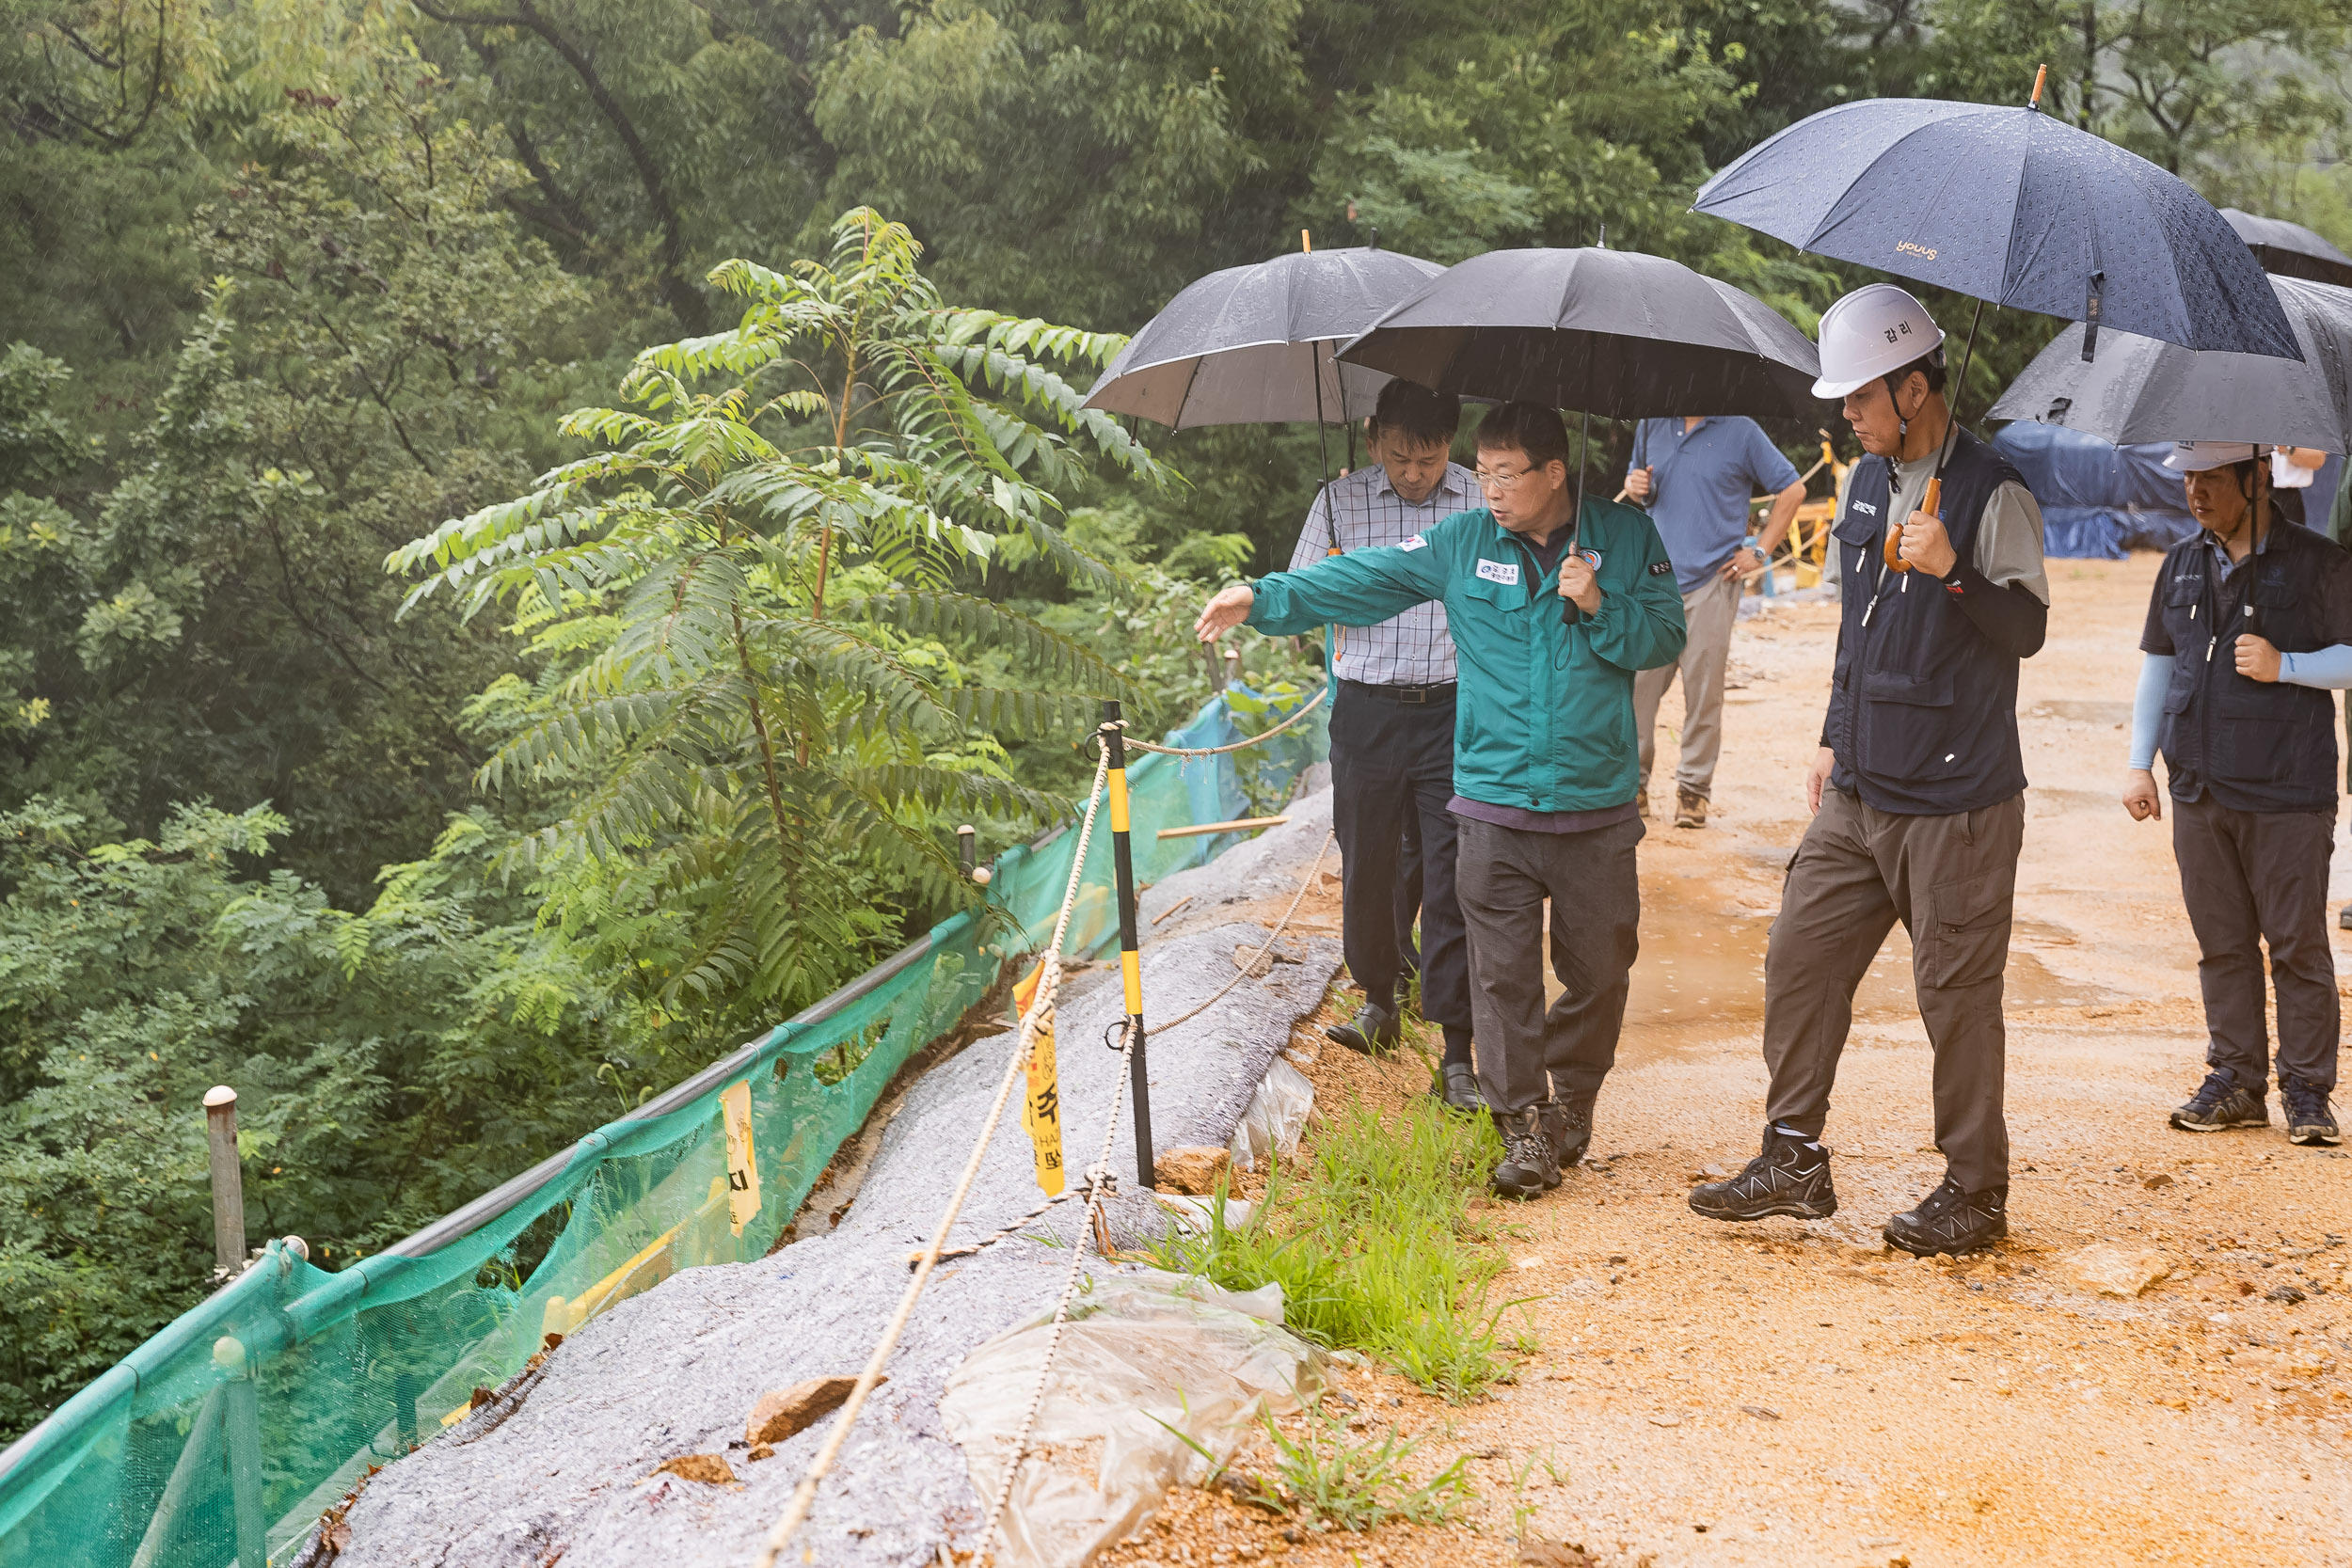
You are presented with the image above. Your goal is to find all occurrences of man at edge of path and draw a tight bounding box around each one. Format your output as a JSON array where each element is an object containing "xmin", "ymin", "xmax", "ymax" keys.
[
  {"xmin": 1625, "ymin": 416, "xmax": 1807, "ymax": 829},
  {"xmin": 1196, "ymin": 403, "xmax": 1687, "ymax": 1200},
  {"xmin": 2123, "ymin": 441, "xmax": 2345, "ymax": 1148},
  {"xmin": 1690, "ymin": 283, "xmax": 2051, "ymax": 1257},
  {"xmin": 1292, "ymin": 380, "xmax": 1484, "ymax": 1114}
]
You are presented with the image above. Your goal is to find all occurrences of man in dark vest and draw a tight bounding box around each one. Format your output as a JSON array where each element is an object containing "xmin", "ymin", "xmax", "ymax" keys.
[
  {"xmin": 1691, "ymin": 284, "xmax": 2050, "ymax": 1256},
  {"xmin": 2123, "ymin": 442, "xmax": 2345, "ymax": 1148}
]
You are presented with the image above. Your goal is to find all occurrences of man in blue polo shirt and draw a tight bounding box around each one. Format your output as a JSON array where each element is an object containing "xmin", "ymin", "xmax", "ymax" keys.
[{"xmin": 1626, "ymin": 417, "xmax": 1807, "ymax": 827}]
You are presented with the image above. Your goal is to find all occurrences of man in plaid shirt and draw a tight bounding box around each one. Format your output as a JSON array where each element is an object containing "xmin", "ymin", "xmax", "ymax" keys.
[{"xmin": 1289, "ymin": 380, "xmax": 1483, "ymax": 1111}]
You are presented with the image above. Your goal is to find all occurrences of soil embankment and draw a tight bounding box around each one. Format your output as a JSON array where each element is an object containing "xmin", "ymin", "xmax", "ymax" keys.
[{"xmin": 1109, "ymin": 556, "xmax": 2352, "ymax": 1568}]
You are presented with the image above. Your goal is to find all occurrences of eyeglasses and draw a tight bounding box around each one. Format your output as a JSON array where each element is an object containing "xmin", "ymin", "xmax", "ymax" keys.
[{"xmin": 1473, "ymin": 466, "xmax": 1535, "ymax": 491}]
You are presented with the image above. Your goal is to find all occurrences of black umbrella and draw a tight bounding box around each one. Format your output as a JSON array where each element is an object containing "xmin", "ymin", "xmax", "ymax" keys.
[
  {"xmin": 2221, "ymin": 209, "xmax": 2352, "ymax": 291},
  {"xmin": 1082, "ymin": 245, "xmax": 1445, "ymax": 430},
  {"xmin": 1332, "ymin": 245, "xmax": 1821, "ymax": 418},
  {"xmin": 1991, "ymin": 275, "xmax": 2352, "ymax": 451},
  {"xmin": 1692, "ymin": 91, "xmax": 2301, "ymax": 362},
  {"xmin": 1337, "ymin": 246, "xmax": 1821, "ymax": 625}
]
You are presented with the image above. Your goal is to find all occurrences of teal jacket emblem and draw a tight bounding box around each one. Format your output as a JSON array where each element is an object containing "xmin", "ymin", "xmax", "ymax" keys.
[{"xmin": 1246, "ymin": 501, "xmax": 1689, "ymax": 812}]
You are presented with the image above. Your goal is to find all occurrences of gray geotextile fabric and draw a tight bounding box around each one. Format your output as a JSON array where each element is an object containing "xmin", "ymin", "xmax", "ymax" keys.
[
  {"xmin": 1136, "ymin": 785, "xmax": 1334, "ymax": 932},
  {"xmin": 334, "ymin": 807, "xmax": 1342, "ymax": 1568}
]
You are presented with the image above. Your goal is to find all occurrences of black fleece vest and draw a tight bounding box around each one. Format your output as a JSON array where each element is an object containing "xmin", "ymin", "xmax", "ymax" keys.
[
  {"xmin": 2151, "ymin": 520, "xmax": 2343, "ymax": 812},
  {"xmin": 1825, "ymin": 429, "xmax": 2029, "ymax": 815}
]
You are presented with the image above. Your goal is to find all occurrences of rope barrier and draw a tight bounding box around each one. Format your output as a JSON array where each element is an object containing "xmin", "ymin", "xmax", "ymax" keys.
[
  {"xmin": 751, "ymin": 742, "xmax": 1114, "ymax": 1568},
  {"xmin": 1130, "ymin": 831, "xmax": 1332, "ymax": 1041},
  {"xmin": 975, "ymin": 1014, "xmax": 1143, "ymax": 1551},
  {"xmin": 1118, "ymin": 682, "xmax": 1327, "ymax": 757}
]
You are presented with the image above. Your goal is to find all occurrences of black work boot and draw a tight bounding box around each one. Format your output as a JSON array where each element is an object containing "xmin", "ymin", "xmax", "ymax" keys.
[
  {"xmin": 1489, "ymin": 1108, "xmax": 1560, "ymax": 1200},
  {"xmin": 2169, "ymin": 1066, "xmax": 2268, "ymax": 1132},
  {"xmin": 1543, "ymin": 1089, "xmax": 1597, "ymax": 1170},
  {"xmin": 2282, "ymin": 1077, "xmax": 2342, "ymax": 1147},
  {"xmin": 1432, "ymin": 1062, "xmax": 1486, "ymax": 1115},
  {"xmin": 1689, "ymin": 1128, "xmax": 1837, "ymax": 1222},
  {"xmin": 1883, "ymin": 1177, "xmax": 2007, "ymax": 1256},
  {"xmin": 1326, "ymin": 999, "xmax": 1400, "ymax": 1056}
]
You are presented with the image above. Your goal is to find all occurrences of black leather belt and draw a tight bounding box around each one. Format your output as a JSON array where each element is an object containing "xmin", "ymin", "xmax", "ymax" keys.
[{"xmin": 1342, "ymin": 679, "xmax": 1458, "ymax": 705}]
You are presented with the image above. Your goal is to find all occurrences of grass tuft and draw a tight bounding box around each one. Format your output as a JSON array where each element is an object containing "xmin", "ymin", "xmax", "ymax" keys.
[
  {"xmin": 1248, "ymin": 1412, "xmax": 1475, "ymax": 1531},
  {"xmin": 1150, "ymin": 1094, "xmax": 1525, "ymax": 1401}
]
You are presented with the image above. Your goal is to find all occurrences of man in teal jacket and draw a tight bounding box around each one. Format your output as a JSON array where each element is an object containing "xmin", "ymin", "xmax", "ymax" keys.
[{"xmin": 1197, "ymin": 403, "xmax": 1688, "ymax": 1196}]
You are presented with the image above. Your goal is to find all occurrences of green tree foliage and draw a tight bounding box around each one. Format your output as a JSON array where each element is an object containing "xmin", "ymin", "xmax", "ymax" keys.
[
  {"xmin": 389, "ymin": 210, "xmax": 1165, "ymax": 1029},
  {"xmin": 0, "ymin": 799, "xmax": 636, "ymax": 1433}
]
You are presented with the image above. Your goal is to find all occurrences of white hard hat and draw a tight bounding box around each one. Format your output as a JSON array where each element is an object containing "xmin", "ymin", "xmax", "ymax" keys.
[
  {"xmin": 2163, "ymin": 441, "xmax": 2271, "ymax": 471},
  {"xmin": 1811, "ymin": 283, "xmax": 1947, "ymax": 399}
]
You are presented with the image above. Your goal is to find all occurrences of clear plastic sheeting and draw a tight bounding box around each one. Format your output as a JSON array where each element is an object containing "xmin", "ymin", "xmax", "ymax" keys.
[
  {"xmin": 1225, "ymin": 1057, "xmax": 1314, "ymax": 1170},
  {"xmin": 940, "ymin": 1272, "xmax": 1324, "ymax": 1568}
]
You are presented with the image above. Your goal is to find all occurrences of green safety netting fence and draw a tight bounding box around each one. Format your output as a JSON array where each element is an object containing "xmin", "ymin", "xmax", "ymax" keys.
[{"xmin": 0, "ymin": 689, "xmax": 1326, "ymax": 1568}]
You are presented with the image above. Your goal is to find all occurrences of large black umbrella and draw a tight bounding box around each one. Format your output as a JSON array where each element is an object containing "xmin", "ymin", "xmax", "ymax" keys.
[
  {"xmin": 1991, "ymin": 275, "xmax": 2352, "ymax": 451},
  {"xmin": 1331, "ymin": 246, "xmax": 1821, "ymax": 417},
  {"xmin": 1692, "ymin": 94, "xmax": 2301, "ymax": 361},
  {"xmin": 2221, "ymin": 208, "xmax": 2352, "ymax": 291},
  {"xmin": 1082, "ymin": 245, "xmax": 1445, "ymax": 429},
  {"xmin": 1336, "ymin": 246, "xmax": 1821, "ymax": 624}
]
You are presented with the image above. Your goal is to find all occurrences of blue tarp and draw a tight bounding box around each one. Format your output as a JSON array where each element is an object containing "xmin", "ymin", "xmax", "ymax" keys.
[{"xmin": 1991, "ymin": 421, "xmax": 2199, "ymax": 559}]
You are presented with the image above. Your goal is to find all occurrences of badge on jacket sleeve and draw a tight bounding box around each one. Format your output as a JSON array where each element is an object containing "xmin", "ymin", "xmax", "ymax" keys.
[
  {"xmin": 1474, "ymin": 559, "xmax": 1520, "ymax": 585},
  {"xmin": 1400, "ymin": 533, "xmax": 1427, "ymax": 551},
  {"xmin": 1648, "ymin": 560, "xmax": 1672, "ymax": 575}
]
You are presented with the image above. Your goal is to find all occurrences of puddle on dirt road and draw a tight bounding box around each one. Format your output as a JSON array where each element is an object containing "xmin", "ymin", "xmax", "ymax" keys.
[
  {"xmin": 1546, "ymin": 877, "xmax": 2118, "ymax": 1057},
  {"xmin": 2025, "ymin": 698, "xmax": 2132, "ymax": 727}
]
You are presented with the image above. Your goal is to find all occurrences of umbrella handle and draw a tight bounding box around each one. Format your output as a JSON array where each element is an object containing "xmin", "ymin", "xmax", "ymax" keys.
[{"xmin": 1883, "ymin": 477, "xmax": 1939, "ymax": 573}]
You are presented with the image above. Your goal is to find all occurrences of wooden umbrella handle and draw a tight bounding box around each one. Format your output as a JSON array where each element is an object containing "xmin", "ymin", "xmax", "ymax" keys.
[{"xmin": 1884, "ymin": 477, "xmax": 1940, "ymax": 573}]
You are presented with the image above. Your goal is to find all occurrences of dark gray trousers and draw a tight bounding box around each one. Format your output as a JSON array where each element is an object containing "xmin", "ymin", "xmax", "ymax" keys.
[
  {"xmin": 1453, "ymin": 814, "xmax": 1643, "ymax": 1117},
  {"xmin": 2171, "ymin": 795, "xmax": 2339, "ymax": 1094},
  {"xmin": 1761, "ymin": 788, "xmax": 2024, "ymax": 1193}
]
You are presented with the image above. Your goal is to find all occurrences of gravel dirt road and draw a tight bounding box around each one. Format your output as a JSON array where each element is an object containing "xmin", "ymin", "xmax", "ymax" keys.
[{"xmin": 1104, "ymin": 555, "xmax": 2352, "ymax": 1568}]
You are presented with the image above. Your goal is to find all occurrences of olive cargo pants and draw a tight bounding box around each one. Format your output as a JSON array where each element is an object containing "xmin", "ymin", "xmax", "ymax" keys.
[{"xmin": 1761, "ymin": 787, "xmax": 2026, "ymax": 1192}]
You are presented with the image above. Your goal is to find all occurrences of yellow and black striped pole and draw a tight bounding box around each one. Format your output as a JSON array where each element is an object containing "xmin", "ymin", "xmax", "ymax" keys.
[{"xmin": 1103, "ymin": 699, "xmax": 1154, "ymax": 1189}]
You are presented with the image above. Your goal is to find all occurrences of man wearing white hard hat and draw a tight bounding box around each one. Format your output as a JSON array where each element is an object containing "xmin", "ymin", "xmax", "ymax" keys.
[
  {"xmin": 2122, "ymin": 441, "xmax": 2347, "ymax": 1148},
  {"xmin": 1692, "ymin": 283, "xmax": 2050, "ymax": 1256}
]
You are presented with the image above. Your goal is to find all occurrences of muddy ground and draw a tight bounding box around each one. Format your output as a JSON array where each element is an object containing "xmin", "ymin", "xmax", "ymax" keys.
[{"xmin": 1104, "ymin": 555, "xmax": 2352, "ymax": 1568}]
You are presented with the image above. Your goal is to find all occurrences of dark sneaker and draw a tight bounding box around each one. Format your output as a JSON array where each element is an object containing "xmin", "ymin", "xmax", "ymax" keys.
[
  {"xmin": 1490, "ymin": 1108, "xmax": 1559, "ymax": 1199},
  {"xmin": 1689, "ymin": 1130, "xmax": 1836, "ymax": 1222},
  {"xmin": 1674, "ymin": 787, "xmax": 1708, "ymax": 829},
  {"xmin": 2170, "ymin": 1067, "xmax": 2268, "ymax": 1132},
  {"xmin": 1883, "ymin": 1178, "xmax": 2007, "ymax": 1256},
  {"xmin": 1543, "ymin": 1090, "xmax": 1597, "ymax": 1170},
  {"xmin": 1432, "ymin": 1062, "xmax": 1486, "ymax": 1115},
  {"xmin": 1326, "ymin": 1000, "xmax": 1400, "ymax": 1056},
  {"xmin": 2282, "ymin": 1078, "xmax": 2342, "ymax": 1147}
]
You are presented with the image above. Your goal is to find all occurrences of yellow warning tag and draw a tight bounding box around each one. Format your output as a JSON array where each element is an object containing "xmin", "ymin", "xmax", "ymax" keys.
[
  {"xmin": 720, "ymin": 1079, "xmax": 761, "ymax": 1236},
  {"xmin": 1011, "ymin": 961, "xmax": 1065, "ymax": 1197}
]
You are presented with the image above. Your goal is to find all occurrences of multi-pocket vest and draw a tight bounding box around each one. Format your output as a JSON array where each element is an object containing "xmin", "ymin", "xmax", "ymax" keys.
[
  {"xmin": 2149, "ymin": 521, "xmax": 2341, "ymax": 812},
  {"xmin": 1825, "ymin": 430, "xmax": 2030, "ymax": 815}
]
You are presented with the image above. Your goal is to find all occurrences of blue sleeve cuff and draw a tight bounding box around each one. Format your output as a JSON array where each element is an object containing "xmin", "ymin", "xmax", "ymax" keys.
[
  {"xmin": 2131, "ymin": 652, "xmax": 2173, "ymax": 770},
  {"xmin": 2279, "ymin": 643, "xmax": 2352, "ymax": 689}
]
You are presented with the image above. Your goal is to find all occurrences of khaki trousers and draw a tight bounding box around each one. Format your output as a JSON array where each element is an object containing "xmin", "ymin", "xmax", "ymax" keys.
[
  {"xmin": 1633, "ymin": 571, "xmax": 1740, "ymax": 799},
  {"xmin": 1761, "ymin": 787, "xmax": 2025, "ymax": 1192}
]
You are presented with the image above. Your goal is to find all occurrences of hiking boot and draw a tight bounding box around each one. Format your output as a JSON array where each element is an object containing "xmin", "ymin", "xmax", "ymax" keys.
[
  {"xmin": 1883, "ymin": 1177, "xmax": 2008, "ymax": 1256},
  {"xmin": 2341, "ymin": 902, "xmax": 2352, "ymax": 932},
  {"xmin": 1689, "ymin": 1129, "xmax": 1836, "ymax": 1222},
  {"xmin": 1490, "ymin": 1108, "xmax": 1560, "ymax": 1199},
  {"xmin": 2169, "ymin": 1067, "xmax": 2268, "ymax": 1132},
  {"xmin": 1543, "ymin": 1089, "xmax": 1597, "ymax": 1170},
  {"xmin": 1326, "ymin": 1000, "xmax": 1400, "ymax": 1056},
  {"xmin": 1432, "ymin": 1061, "xmax": 1486, "ymax": 1116},
  {"xmin": 2282, "ymin": 1077, "xmax": 2342, "ymax": 1147},
  {"xmin": 1675, "ymin": 787, "xmax": 1708, "ymax": 829}
]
